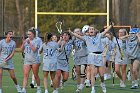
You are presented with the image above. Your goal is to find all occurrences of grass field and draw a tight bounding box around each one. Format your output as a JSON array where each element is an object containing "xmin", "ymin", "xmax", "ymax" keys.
[{"xmin": 2, "ymin": 52, "xmax": 140, "ymax": 93}]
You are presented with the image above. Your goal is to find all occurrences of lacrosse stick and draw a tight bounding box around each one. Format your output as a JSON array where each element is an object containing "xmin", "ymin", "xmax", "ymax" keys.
[
  {"xmin": 0, "ymin": 61, "xmax": 7, "ymax": 67},
  {"xmin": 55, "ymin": 20, "xmax": 69, "ymax": 63},
  {"xmin": 110, "ymin": 20, "xmax": 124, "ymax": 60},
  {"xmin": 0, "ymin": 54, "xmax": 10, "ymax": 67},
  {"xmin": 56, "ymin": 21, "xmax": 63, "ymax": 34}
]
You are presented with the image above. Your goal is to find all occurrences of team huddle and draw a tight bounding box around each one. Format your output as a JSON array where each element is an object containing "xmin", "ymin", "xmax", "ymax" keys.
[{"xmin": 0, "ymin": 24, "xmax": 140, "ymax": 93}]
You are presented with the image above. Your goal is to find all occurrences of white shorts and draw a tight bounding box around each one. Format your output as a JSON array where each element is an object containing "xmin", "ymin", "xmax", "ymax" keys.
[
  {"xmin": 43, "ymin": 59, "xmax": 57, "ymax": 71},
  {"xmin": 88, "ymin": 53, "xmax": 103, "ymax": 67},
  {"xmin": 74, "ymin": 56, "xmax": 88, "ymax": 65},
  {"xmin": 57, "ymin": 59, "xmax": 69, "ymax": 72}
]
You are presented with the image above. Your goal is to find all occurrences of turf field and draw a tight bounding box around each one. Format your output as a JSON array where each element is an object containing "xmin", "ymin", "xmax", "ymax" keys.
[{"xmin": 2, "ymin": 52, "xmax": 140, "ymax": 93}]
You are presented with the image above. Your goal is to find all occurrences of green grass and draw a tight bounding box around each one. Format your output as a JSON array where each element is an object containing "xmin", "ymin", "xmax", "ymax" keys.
[{"xmin": 2, "ymin": 52, "xmax": 140, "ymax": 93}]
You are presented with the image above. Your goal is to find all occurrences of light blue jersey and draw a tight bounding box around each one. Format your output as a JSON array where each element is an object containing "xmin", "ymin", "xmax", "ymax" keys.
[
  {"xmin": 126, "ymin": 35, "xmax": 140, "ymax": 61},
  {"xmin": 0, "ymin": 39, "xmax": 16, "ymax": 69},
  {"xmin": 101, "ymin": 37, "xmax": 109, "ymax": 49},
  {"xmin": 108, "ymin": 38, "xmax": 116, "ymax": 53},
  {"xmin": 42, "ymin": 41, "xmax": 59, "ymax": 60},
  {"xmin": 114, "ymin": 39, "xmax": 128, "ymax": 64},
  {"xmin": 24, "ymin": 38, "xmax": 40, "ymax": 65},
  {"xmin": 106, "ymin": 37, "xmax": 116, "ymax": 61},
  {"xmin": 57, "ymin": 40, "xmax": 73, "ymax": 60},
  {"xmin": 73, "ymin": 38, "xmax": 88, "ymax": 57},
  {"xmin": 35, "ymin": 37, "xmax": 43, "ymax": 62},
  {"xmin": 35, "ymin": 37, "xmax": 43, "ymax": 54},
  {"xmin": 82, "ymin": 33, "xmax": 104, "ymax": 66},
  {"xmin": 42, "ymin": 41, "xmax": 59, "ymax": 71},
  {"xmin": 57, "ymin": 40, "xmax": 73, "ymax": 72},
  {"xmin": 82, "ymin": 33, "xmax": 103, "ymax": 53},
  {"xmin": 73, "ymin": 38, "xmax": 88, "ymax": 65}
]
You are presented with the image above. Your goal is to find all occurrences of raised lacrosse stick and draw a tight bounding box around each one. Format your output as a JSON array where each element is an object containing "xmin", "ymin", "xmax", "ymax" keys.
[{"xmin": 56, "ymin": 21, "xmax": 63, "ymax": 34}]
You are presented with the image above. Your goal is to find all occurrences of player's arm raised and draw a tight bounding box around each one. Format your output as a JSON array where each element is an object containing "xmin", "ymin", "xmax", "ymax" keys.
[
  {"xmin": 102, "ymin": 24, "xmax": 114, "ymax": 36},
  {"xmin": 68, "ymin": 29, "xmax": 85, "ymax": 42},
  {"xmin": 58, "ymin": 40, "xmax": 66, "ymax": 52}
]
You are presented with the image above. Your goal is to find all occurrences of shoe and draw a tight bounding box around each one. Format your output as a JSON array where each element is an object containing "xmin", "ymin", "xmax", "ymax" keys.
[
  {"xmin": 36, "ymin": 88, "xmax": 41, "ymax": 93},
  {"xmin": 104, "ymin": 74, "xmax": 108, "ymax": 80},
  {"xmin": 50, "ymin": 82, "xmax": 53, "ymax": 87},
  {"xmin": 34, "ymin": 84, "xmax": 37, "ymax": 88},
  {"xmin": 78, "ymin": 84, "xmax": 84, "ymax": 90},
  {"xmin": 45, "ymin": 89, "xmax": 48, "ymax": 93},
  {"xmin": 76, "ymin": 89, "xmax": 80, "ymax": 93},
  {"xmin": 107, "ymin": 74, "xmax": 111, "ymax": 79},
  {"xmin": 85, "ymin": 80, "xmax": 91, "ymax": 88},
  {"xmin": 100, "ymin": 83, "xmax": 106, "ymax": 93},
  {"xmin": 52, "ymin": 90, "xmax": 58, "ymax": 93},
  {"xmin": 0, "ymin": 89, "xmax": 2, "ymax": 93},
  {"xmin": 91, "ymin": 90, "xmax": 95, "ymax": 93},
  {"xmin": 131, "ymin": 85, "xmax": 139, "ymax": 89},
  {"xmin": 16, "ymin": 85, "xmax": 22, "ymax": 92},
  {"xmin": 21, "ymin": 88, "xmax": 26, "ymax": 93},
  {"xmin": 30, "ymin": 83, "xmax": 35, "ymax": 88},
  {"xmin": 95, "ymin": 74, "xmax": 99, "ymax": 78},
  {"xmin": 104, "ymin": 74, "xmax": 111, "ymax": 80},
  {"xmin": 120, "ymin": 80, "xmax": 126, "ymax": 88},
  {"xmin": 60, "ymin": 82, "xmax": 64, "ymax": 89},
  {"xmin": 131, "ymin": 83, "xmax": 139, "ymax": 89}
]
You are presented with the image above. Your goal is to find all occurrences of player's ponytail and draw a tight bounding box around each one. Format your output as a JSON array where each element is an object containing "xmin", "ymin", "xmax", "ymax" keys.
[{"xmin": 45, "ymin": 33, "xmax": 52, "ymax": 44}]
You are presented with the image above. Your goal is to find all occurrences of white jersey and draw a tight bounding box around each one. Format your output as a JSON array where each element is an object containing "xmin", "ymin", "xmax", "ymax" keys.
[
  {"xmin": 0, "ymin": 39, "xmax": 16, "ymax": 63},
  {"xmin": 82, "ymin": 33, "xmax": 103, "ymax": 53}
]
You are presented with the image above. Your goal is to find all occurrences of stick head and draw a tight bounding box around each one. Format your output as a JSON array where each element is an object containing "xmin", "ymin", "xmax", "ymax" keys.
[{"xmin": 56, "ymin": 21, "xmax": 63, "ymax": 34}]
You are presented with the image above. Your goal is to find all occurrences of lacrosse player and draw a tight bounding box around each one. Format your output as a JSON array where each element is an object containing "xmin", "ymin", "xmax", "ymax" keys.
[
  {"xmin": 0, "ymin": 31, "xmax": 21, "ymax": 93},
  {"xmin": 123, "ymin": 28, "xmax": 140, "ymax": 89},
  {"xmin": 21, "ymin": 28, "xmax": 41, "ymax": 93},
  {"xmin": 104, "ymin": 32, "xmax": 116, "ymax": 80},
  {"xmin": 73, "ymin": 28, "xmax": 88, "ymax": 92},
  {"xmin": 30, "ymin": 28, "xmax": 43, "ymax": 88},
  {"xmin": 114, "ymin": 29, "xmax": 128, "ymax": 88},
  {"xmin": 52, "ymin": 32, "xmax": 73, "ymax": 93},
  {"xmin": 39, "ymin": 33, "xmax": 59, "ymax": 93}
]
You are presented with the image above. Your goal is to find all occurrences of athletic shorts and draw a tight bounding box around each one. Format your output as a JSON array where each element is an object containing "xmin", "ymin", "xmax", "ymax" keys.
[
  {"xmin": 88, "ymin": 53, "xmax": 104, "ymax": 67},
  {"xmin": 43, "ymin": 59, "xmax": 57, "ymax": 71},
  {"xmin": 57, "ymin": 59, "xmax": 69, "ymax": 72},
  {"xmin": 74, "ymin": 56, "xmax": 88, "ymax": 65}
]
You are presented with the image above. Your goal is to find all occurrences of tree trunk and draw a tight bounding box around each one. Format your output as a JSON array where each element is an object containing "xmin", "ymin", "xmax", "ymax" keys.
[{"xmin": 15, "ymin": 0, "xmax": 24, "ymax": 35}]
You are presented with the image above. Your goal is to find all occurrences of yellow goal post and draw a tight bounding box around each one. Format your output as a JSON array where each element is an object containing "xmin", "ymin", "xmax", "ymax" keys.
[{"xmin": 35, "ymin": 0, "xmax": 110, "ymax": 28}]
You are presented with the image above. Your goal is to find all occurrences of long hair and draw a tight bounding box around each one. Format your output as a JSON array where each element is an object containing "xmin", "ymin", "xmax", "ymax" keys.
[
  {"xmin": 28, "ymin": 28, "xmax": 36, "ymax": 37},
  {"xmin": 45, "ymin": 33, "xmax": 52, "ymax": 44}
]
